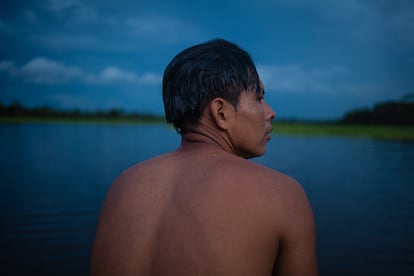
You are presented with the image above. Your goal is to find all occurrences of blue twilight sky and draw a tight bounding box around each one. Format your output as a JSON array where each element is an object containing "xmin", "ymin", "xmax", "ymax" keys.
[{"xmin": 0, "ymin": 0, "xmax": 413, "ymax": 120}]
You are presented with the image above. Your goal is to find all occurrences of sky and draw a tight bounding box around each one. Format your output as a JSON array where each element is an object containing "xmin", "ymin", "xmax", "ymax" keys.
[{"xmin": 0, "ymin": 0, "xmax": 413, "ymax": 120}]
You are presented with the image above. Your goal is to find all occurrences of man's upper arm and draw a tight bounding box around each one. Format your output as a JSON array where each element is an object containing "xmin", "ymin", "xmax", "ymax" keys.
[{"xmin": 273, "ymin": 179, "xmax": 319, "ymax": 276}]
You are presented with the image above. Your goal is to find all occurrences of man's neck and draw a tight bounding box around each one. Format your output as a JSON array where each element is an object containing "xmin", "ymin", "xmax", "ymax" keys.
[{"xmin": 180, "ymin": 124, "xmax": 235, "ymax": 155}]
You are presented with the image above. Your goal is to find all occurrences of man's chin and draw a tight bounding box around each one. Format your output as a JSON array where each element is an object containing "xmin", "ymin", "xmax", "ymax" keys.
[{"xmin": 243, "ymin": 149, "xmax": 266, "ymax": 159}]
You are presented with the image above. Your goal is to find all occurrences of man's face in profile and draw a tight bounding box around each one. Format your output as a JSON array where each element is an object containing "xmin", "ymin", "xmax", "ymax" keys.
[{"xmin": 227, "ymin": 81, "xmax": 275, "ymax": 158}]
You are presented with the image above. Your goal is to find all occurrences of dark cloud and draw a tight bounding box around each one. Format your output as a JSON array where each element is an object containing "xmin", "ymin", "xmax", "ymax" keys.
[{"xmin": 0, "ymin": 0, "xmax": 413, "ymax": 119}]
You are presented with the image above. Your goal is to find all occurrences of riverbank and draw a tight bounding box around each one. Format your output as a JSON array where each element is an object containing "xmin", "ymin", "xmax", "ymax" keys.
[
  {"xmin": 1, "ymin": 116, "xmax": 414, "ymax": 142},
  {"xmin": 0, "ymin": 116, "xmax": 165, "ymax": 126},
  {"xmin": 273, "ymin": 122, "xmax": 414, "ymax": 141}
]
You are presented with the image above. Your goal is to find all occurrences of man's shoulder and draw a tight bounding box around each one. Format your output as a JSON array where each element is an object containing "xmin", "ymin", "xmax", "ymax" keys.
[
  {"xmin": 211, "ymin": 154, "xmax": 303, "ymax": 198},
  {"xmin": 118, "ymin": 152, "xmax": 175, "ymax": 178},
  {"xmin": 107, "ymin": 152, "xmax": 175, "ymax": 193},
  {"xmin": 222, "ymin": 155, "xmax": 297, "ymax": 184}
]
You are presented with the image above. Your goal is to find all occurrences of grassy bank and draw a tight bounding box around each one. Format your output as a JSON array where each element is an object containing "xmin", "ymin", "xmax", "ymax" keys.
[
  {"xmin": 1, "ymin": 116, "xmax": 414, "ymax": 142},
  {"xmin": 273, "ymin": 122, "xmax": 414, "ymax": 141},
  {"xmin": 0, "ymin": 116, "xmax": 165, "ymax": 125}
]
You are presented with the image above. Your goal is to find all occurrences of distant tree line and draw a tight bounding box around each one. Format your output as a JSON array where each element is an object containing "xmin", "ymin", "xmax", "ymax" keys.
[
  {"xmin": 341, "ymin": 95, "xmax": 414, "ymax": 126},
  {"xmin": 2, "ymin": 96, "xmax": 414, "ymax": 126},
  {"xmin": 0, "ymin": 101, "xmax": 164, "ymax": 122}
]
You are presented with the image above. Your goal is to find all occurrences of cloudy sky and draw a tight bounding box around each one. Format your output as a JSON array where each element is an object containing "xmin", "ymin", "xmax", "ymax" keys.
[{"xmin": 1, "ymin": 0, "xmax": 413, "ymax": 119}]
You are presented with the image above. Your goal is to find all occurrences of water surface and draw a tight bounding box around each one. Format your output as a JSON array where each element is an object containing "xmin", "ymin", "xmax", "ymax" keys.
[{"xmin": 0, "ymin": 123, "xmax": 413, "ymax": 275}]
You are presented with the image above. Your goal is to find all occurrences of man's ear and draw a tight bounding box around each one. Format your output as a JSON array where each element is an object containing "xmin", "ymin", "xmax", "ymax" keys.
[{"xmin": 209, "ymin": 98, "xmax": 235, "ymax": 130}]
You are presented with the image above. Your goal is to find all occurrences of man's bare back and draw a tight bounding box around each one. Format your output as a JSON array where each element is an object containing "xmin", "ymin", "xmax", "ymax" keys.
[
  {"xmin": 90, "ymin": 39, "xmax": 318, "ymax": 275},
  {"xmin": 91, "ymin": 140, "xmax": 317, "ymax": 275}
]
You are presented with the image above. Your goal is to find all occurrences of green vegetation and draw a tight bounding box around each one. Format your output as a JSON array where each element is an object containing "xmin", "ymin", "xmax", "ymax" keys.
[
  {"xmin": 1, "ymin": 101, "xmax": 414, "ymax": 141},
  {"xmin": 273, "ymin": 122, "xmax": 414, "ymax": 141},
  {"xmin": 0, "ymin": 101, "xmax": 165, "ymax": 125},
  {"xmin": 341, "ymin": 97, "xmax": 414, "ymax": 126},
  {"xmin": 0, "ymin": 116, "xmax": 166, "ymax": 125}
]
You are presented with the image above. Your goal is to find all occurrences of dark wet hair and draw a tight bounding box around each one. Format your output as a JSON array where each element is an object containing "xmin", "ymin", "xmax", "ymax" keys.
[{"xmin": 162, "ymin": 38, "xmax": 260, "ymax": 133}]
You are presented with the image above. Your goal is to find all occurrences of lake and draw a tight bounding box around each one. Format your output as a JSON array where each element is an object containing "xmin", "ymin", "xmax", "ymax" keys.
[{"xmin": 0, "ymin": 123, "xmax": 413, "ymax": 275}]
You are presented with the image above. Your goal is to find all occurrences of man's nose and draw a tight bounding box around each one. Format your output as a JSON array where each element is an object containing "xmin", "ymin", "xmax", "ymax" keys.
[{"xmin": 265, "ymin": 101, "xmax": 276, "ymax": 120}]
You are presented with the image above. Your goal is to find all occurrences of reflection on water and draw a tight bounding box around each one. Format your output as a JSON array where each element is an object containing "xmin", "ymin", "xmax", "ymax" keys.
[{"xmin": 0, "ymin": 123, "xmax": 413, "ymax": 275}]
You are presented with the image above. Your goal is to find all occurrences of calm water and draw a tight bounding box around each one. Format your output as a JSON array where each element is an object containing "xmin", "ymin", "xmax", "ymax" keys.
[{"xmin": 0, "ymin": 123, "xmax": 413, "ymax": 275}]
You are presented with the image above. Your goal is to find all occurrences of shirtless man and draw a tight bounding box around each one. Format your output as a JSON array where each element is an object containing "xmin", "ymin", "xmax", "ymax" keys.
[{"xmin": 90, "ymin": 39, "xmax": 318, "ymax": 275}]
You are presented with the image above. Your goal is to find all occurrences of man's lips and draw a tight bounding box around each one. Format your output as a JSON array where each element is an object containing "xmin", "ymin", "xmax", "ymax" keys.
[{"xmin": 265, "ymin": 127, "xmax": 273, "ymax": 139}]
